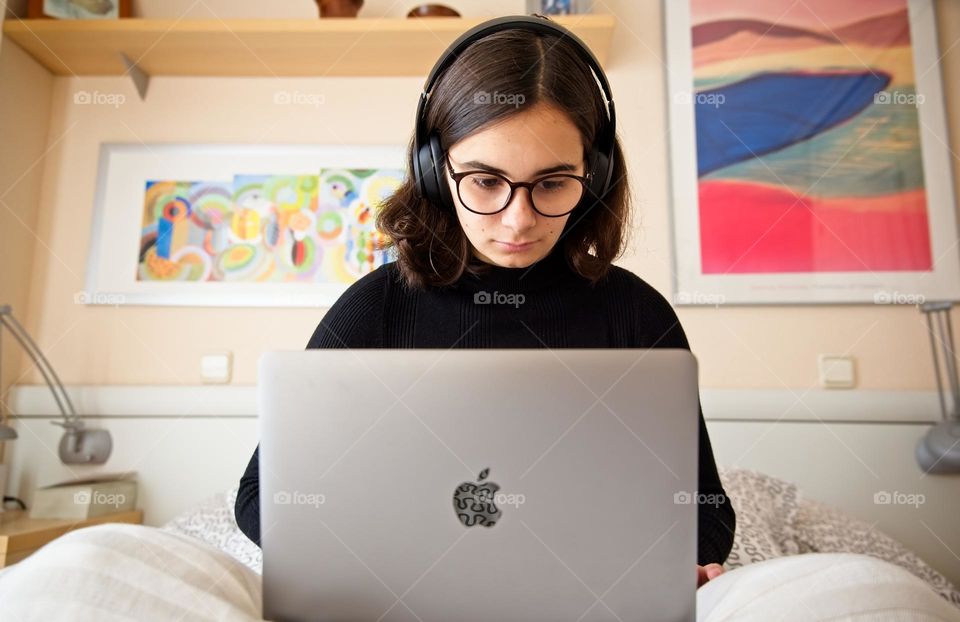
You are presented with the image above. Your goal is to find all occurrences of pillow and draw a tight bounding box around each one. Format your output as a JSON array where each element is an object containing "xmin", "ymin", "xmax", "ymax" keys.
[
  {"xmin": 716, "ymin": 467, "xmax": 960, "ymax": 609},
  {"xmin": 717, "ymin": 467, "xmax": 801, "ymax": 569},
  {"xmin": 794, "ymin": 497, "xmax": 960, "ymax": 609},
  {"xmin": 161, "ymin": 487, "xmax": 262, "ymax": 574}
]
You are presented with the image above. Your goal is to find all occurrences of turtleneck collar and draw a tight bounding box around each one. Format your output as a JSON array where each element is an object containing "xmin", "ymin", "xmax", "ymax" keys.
[{"xmin": 451, "ymin": 243, "xmax": 574, "ymax": 293}]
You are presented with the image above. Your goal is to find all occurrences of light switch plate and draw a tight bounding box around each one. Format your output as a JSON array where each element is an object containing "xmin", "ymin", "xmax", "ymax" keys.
[
  {"xmin": 201, "ymin": 352, "xmax": 232, "ymax": 384},
  {"xmin": 818, "ymin": 354, "xmax": 855, "ymax": 389}
]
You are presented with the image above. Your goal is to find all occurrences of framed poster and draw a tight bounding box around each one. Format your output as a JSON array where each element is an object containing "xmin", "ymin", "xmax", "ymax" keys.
[
  {"xmin": 665, "ymin": 0, "xmax": 960, "ymax": 305},
  {"xmin": 84, "ymin": 143, "xmax": 404, "ymax": 308}
]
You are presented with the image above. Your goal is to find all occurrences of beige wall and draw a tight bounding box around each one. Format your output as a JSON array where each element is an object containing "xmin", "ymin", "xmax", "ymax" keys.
[
  {"xmin": 0, "ymin": 5, "xmax": 54, "ymax": 461},
  {"xmin": 0, "ymin": 0, "xmax": 958, "ymax": 393}
]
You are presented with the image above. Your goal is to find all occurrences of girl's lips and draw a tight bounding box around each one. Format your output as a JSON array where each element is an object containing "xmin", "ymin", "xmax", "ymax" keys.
[{"xmin": 496, "ymin": 240, "xmax": 536, "ymax": 251}]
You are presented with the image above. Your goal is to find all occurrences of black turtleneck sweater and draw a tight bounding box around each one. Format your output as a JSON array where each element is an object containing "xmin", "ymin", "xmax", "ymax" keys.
[{"xmin": 235, "ymin": 245, "xmax": 736, "ymax": 565}]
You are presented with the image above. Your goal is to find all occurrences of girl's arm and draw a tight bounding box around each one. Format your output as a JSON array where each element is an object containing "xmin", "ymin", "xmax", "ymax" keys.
[
  {"xmin": 632, "ymin": 278, "xmax": 737, "ymax": 565},
  {"xmin": 233, "ymin": 265, "xmax": 390, "ymax": 546}
]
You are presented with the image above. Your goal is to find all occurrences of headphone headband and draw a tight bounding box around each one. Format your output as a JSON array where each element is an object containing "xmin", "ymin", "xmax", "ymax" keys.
[{"xmin": 415, "ymin": 14, "xmax": 616, "ymax": 149}]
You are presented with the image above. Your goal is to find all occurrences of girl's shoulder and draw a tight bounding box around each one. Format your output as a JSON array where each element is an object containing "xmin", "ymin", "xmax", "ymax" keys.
[
  {"xmin": 598, "ymin": 264, "xmax": 675, "ymax": 310},
  {"xmin": 596, "ymin": 264, "xmax": 688, "ymax": 346},
  {"xmin": 306, "ymin": 261, "xmax": 398, "ymax": 349},
  {"xmin": 335, "ymin": 260, "xmax": 403, "ymax": 303}
]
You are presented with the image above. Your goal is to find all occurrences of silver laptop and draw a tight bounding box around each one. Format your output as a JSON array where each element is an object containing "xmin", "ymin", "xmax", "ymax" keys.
[{"xmin": 258, "ymin": 348, "xmax": 700, "ymax": 622}]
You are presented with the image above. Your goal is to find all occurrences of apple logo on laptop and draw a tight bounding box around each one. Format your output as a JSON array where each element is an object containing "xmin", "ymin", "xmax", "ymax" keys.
[{"xmin": 453, "ymin": 468, "xmax": 501, "ymax": 527}]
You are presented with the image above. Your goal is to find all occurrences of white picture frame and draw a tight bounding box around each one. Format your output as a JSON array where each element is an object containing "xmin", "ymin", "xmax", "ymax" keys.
[
  {"xmin": 664, "ymin": 0, "xmax": 960, "ymax": 305},
  {"xmin": 83, "ymin": 143, "xmax": 405, "ymax": 308}
]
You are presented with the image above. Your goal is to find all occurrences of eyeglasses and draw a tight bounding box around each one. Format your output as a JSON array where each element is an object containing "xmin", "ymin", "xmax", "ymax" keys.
[{"xmin": 445, "ymin": 155, "xmax": 592, "ymax": 218}]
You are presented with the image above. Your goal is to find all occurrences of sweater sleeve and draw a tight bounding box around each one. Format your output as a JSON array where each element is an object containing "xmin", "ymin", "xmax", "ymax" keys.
[
  {"xmin": 634, "ymin": 281, "xmax": 736, "ymax": 566},
  {"xmin": 234, "ymin": 265, "xmax": 389, "ymax": 547}
]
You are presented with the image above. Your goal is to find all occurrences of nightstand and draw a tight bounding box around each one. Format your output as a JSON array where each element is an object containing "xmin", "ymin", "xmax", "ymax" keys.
[{"xmin": 0, "ymin": 509, "xmax": 143, "ymax": 568}]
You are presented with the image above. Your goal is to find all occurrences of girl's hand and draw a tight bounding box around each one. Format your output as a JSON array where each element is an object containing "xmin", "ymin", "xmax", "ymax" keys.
[{"xmin": 697, "ymin": 563, "xmax": 725, "ymax": 587}]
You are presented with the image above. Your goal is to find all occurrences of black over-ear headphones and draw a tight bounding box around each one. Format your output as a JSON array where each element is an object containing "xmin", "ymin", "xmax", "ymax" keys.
[{"xmin": 412, "ymin": 14, "xmax": 617, "ymax": 216}]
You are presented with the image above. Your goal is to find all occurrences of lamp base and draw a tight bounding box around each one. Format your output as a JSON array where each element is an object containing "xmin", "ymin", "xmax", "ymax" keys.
[
  {"xmin": 916, "ymin": 420, "xmax": 960, "ymax": 474},
  {"xmin": 58, "ymin": 428, "xmax": 112, "ymax": 464}
]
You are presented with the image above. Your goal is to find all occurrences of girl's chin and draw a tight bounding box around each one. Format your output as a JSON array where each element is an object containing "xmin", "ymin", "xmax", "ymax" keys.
[
  {"xmin": 473, "ymin": 243, "xmax": 543, "ymax": 267},
  {"xmin": 487, "ymin": 248, "xmax": 541, "ymax": 268}
]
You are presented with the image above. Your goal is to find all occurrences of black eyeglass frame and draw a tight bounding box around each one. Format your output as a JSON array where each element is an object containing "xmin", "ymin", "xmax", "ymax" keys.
[{"xmin": 445, "ymin": 155, "xmax": 593, "ymax": 218}]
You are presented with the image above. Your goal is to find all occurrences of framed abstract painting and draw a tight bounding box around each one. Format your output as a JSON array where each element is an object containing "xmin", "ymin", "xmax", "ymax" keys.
[
  {"xmin": 83, "ymin": 143, "xmax": 404, "ymax": 307},
  {"xmin": 665, "ymin": 0, "xmax": 960, "ymax": 304}
]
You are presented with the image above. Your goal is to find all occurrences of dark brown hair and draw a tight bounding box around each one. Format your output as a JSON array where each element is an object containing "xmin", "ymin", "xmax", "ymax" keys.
[{"xmin": 376, "ymin": 23, "xmax": 632, "ymax": 290}]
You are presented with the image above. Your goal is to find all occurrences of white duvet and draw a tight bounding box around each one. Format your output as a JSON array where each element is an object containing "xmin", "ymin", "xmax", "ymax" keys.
[{"xmin": 0, "ymin": 524, "xmax": 262, "ymax": 621}]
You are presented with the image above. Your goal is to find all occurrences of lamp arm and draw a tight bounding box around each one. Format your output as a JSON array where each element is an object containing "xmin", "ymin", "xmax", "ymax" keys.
[
  {"xmin": 916, "ymin": 302, "xmax": 960, "ymax": 473},
  {"xmin": 0, "ymin": 307, "xmax": 77, "ymax": 425},
  {"xmin": 941, "ymin": 309, "xmax": 960, "ymax": 416},
  {"xmin": 924, "ymin": 312, "xmax": 949, "ymax": 420},
  {"xmin": 920, "ymin": 302, "xmax": 960, "ymax": 422},
  {"xmin": 0, "ymin": 306, "xmax": 111, "ymax": 465}
]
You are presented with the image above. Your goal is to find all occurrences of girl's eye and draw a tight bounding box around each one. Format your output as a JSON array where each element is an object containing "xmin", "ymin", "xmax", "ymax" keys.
[
  {"xmin": 470, "ymin": 175, "xmax": 505, "ymax": 191},
  {"xmin": 538, "ymin": 178, "xmax": 569, "ymax": 192}
]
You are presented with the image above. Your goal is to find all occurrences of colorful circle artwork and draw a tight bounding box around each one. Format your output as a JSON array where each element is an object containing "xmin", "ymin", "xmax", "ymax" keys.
[
  {"xmin": 285, "ymin": 235, "xmax": 321, "ymax": 277},
  {"xmin": 213, "ymin": 243, "xmax": 274, "ymax": 281},
  {"xmin": 316, "ymin": 210, "xmax": 343, "ymax": 242},
  {"xmin": 162, "ymin": 197, "xmax": 191, "ymax": 222}
]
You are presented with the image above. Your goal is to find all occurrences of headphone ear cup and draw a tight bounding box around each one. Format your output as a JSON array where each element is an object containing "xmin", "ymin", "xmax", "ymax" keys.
[
  {"xmin": 416, "ymin": 131, "xmax": 454, "ymax": 211},
  {"xmin": 428, "ymin": 132, "xmax": 454, "ymax": 211},
  {"xmin": 416, "ymin": 135, "xmax": 437, "ymax": 205},
  {"xmin": 592, "ymin": 149, "xmax": 612, "ymax": 202},
  {"xmin": 575, "ymin": 147, "xmax": 609, "ymax": 215}
]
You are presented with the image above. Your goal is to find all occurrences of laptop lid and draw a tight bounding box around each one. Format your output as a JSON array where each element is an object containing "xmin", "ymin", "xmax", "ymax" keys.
[{"xmin": 259, "ymin": 348, "xmax": 699, "ymax": 622}]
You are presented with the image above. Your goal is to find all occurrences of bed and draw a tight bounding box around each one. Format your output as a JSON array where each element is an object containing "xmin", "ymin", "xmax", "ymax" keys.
[{"xmin": 0, "ymin": 467, "xmax": 957, "ymax": 620}]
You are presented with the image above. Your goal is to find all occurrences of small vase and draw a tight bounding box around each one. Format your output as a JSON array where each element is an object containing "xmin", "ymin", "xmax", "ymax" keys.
[
  {"xmin": 406, "ymin": 4, "xmax": 460, "ymax": 17},
  {"xmin": 316, "ymin": 0, "xmax": 364, "ymax": 18}
]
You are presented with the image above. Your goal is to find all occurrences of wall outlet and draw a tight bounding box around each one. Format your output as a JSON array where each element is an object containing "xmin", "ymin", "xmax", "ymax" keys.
[
  {"xmin": 200, "ymin": 352, "xmax": 232, "ymax": 384},
  {"xmin": 818, "ymin": 354, "xmax": 855, "ymax": 389}
]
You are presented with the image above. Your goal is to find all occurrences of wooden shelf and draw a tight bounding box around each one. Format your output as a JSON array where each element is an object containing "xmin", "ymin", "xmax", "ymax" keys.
[
  {"xmin": 1, "ymin": 15, "xmax": 615, "ymax": 78},
  {"xmin": 0, "ymin": 509, "xmax": 143, "ymax": 568}
]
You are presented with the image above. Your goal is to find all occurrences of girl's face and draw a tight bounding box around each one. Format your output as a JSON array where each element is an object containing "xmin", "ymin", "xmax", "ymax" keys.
[{"xmin": 444, "ymin": 101, "xmax": 585, "ymax": 268}]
